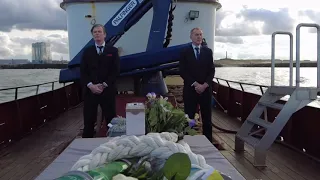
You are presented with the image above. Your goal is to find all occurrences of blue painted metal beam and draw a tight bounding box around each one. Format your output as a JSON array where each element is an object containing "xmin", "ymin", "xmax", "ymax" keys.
[
  {"xmin": 119, "ymin": 43, "xmax": 189, "ymax": 72},
  {"xmin": 146, "ymin": 0, "xmax": 171, "ymax": 50},
  {"xmin": 67, "ymin": 0, "xmax": 154, "ymax": 68},
  {"xmin": 120, "ymin": 62, "xmax": 179, "ymax": 76}
]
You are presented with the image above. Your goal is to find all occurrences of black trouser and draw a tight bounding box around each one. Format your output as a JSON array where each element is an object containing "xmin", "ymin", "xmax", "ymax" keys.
[
  {"xmin": 82, "ymin": 89, "xmax": 116, "ymax": 138},
  {"xmin": 183, "ymin": 86, "xmax": 212, "ymax": 142}
]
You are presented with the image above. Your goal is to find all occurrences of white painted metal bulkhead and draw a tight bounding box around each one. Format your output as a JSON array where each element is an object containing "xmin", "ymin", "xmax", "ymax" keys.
[{"xmin": 60, "ymin": 0, "xmax": 221, "ymax": 61}]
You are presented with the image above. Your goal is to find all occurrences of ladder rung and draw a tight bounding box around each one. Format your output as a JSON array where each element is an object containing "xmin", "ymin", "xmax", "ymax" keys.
[
  {"xmin": 248, "ymin": 118, "xmax": 271, "ymax": 128},
  {"xmin": 269, "ymin": 86, "xmax": 295, "ymax": 95},
  {"xmin": 236, "ymin": 135, "xmax": 260, "ymax": 147},
  {"xmin": 258, "ymin": 101, "xmax": 284, "ymax": 110}
]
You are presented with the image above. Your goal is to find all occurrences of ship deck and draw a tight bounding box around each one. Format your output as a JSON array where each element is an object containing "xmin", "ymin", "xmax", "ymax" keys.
[
  {"xmin": 212, "ymin": 109, "xmax": 320, "ymax": 180},
  {"xmin": 0, "ymin": 102, "xmax": 320, "ymax": 180}
]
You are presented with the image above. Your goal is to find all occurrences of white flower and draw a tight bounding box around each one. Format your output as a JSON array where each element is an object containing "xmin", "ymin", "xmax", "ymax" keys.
[
  {"xmin": 185, "ymin": 114, "xmax": 189, "ymax": 119},
  {"xmin": 194, "ymin": 113, "xmax": 200, "ymax": 120},
  {"xmin": 112, "ymin": 174, "xmax": 138, "ymax": 180},
  {"xmin": 146, "ymin": 93, "xmax": 152, "ymax": 99},
  {"xmin": 151, "ymin": 92, "xmax": 156, "ymax": 98}
]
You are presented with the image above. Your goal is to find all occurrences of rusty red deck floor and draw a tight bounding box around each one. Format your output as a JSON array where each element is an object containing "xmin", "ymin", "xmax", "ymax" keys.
[{"xmin": 0, "ymin": 96, "xmax": 320, "ymax": 180}]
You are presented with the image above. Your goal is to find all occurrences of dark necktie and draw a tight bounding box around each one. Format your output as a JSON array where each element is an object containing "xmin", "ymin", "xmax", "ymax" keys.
[
  {"xmin": 98, "ymin": 46, "xmax": 103, "ymax": 55},
  {"xmin": 195, "ymin": 47, "xmax": 200, "ymax": 60}
]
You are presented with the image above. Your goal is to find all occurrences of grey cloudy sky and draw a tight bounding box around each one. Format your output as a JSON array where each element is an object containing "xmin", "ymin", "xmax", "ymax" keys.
[{"xmin": 0, "ymin": 0, "xmax": 319, "ymax": 60}]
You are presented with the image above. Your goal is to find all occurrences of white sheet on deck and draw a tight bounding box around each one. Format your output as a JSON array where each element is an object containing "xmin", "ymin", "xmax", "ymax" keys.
[{"xmin": 35, "ymin": 135, "xmax": 245, "ymax": 180}]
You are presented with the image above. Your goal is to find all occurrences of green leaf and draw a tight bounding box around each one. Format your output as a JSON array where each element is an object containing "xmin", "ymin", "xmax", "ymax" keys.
[
  {"xmin": 149, "ymin": 169, "xmax": 164, "ymax": 180},
  {"xmin": 183, "ymin": 126, "xmax": 198, "ymax": 136},
  {"xmin": 186, "ymin": 129, "xmax": 198, "ymax": 136},
  {"xmin": 163, "ymin": 153, "xmax": 191, "ymax": 180}
]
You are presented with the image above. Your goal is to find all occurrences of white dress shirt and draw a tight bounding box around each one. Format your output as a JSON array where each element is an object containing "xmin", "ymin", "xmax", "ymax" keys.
[
  {"xmin": 191, "ymin": 43, "xmax": 201, "ymax": 87},
  {"xmin": 191, "ymin": 43, "xmax": 201, "ymax": 58},
  {"xmin": 95, "ymin": 42, "xmax": 105, "ymax": 54}
]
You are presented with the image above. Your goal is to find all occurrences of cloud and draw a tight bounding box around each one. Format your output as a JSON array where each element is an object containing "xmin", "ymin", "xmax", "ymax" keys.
[
  {"xmin": 215, "ymin": 8, "xmax": 261, "ymax": 36},
  {"xmin": 212, "ymin": 5, "xmax": 320, "ymax": 60},
  {"xmin": 215, "ymin": 36, "xmax": 244, "ymax": 44},
  {"xmin": 0, "ymin": 46, "xmax": 13, "ymax": 57},
  {"xmin": 0, "ymin": 0, "xmax": 66, "ymax": 32},
  {"xmin": 0, "ymin": 33, "xmax": 14, "ymax": 57},
  {"xmin": 0, "ymin": 30, "xmax": 69, "ymax": 60},
  {"xmin": 216, "ymin": 7, "xmax": 296, "ymax": 36},
  {"xmin": 298, "ymin": 10, "xmax": 320, "ymax": 33},
  {"xmin": 0, "ymin": 0, "xmax": 319, "ymax": 62},
  {"xmin": 0, "ymin": 0, "xmax": 69, "ymax": 60},
  {"xmin": 239, "ymin": 8, "xmax": 295, "ymax": 35}
]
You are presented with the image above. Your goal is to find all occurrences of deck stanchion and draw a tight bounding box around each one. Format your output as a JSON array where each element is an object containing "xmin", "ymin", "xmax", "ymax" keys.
[
  {"xmin": 15, "ymin": 88, "xmax": 18, "ymax": 100},
  {"xmin": 296, "ymin": 23, "xmax": 320, "ymax": 88},
  {"xmin": 271, "ymin": 31, "xmax": 293, "ymax": 86}
]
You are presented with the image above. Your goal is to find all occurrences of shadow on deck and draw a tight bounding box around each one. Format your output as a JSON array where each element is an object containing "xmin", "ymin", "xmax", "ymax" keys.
[{"xmin": 212, "ymin": 108, "xmax": 320, "ymax": 180}]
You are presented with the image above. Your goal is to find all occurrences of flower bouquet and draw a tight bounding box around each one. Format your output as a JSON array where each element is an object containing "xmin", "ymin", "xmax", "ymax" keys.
[
  {"xmin": 145, "ymin": 92, "xmax": 199, "ymax": 138},
  {"xmin": 107, "ymin": 92, "xmax": 199, "ymax": 138}
]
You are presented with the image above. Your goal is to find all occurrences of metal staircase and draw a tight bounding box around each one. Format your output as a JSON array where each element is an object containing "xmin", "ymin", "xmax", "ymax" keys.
[{"xmin": 234, "ymin": 23, "xmax": 320, "ymax": 167}]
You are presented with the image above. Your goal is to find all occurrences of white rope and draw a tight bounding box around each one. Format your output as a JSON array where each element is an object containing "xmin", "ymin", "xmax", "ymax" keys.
[{"xmin": 71, "ymin": 132, "xmax": 211, "ymax": 172}]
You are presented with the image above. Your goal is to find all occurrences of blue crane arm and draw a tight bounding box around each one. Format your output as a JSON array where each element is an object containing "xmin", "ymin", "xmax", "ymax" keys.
[
  {"xmin": 59, "ymin": 0, "xmax": 189, "ymax": 83},
  {"xmin": 67, "ymin": 0, "xmax": 172, "ymax": 68},
  {"xmin": 59, "ymin": 43, "xmax": 190, "ymax": 83}
]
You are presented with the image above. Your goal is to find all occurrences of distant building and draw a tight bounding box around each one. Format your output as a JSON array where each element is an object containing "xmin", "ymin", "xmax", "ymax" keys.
[
  {"xmin": 0, "ymin": 59, "xmax": 29, "ymax": 65},
  {"xmin": 32, "ymin": 42, "xmax": 52, "ymax": 64}
]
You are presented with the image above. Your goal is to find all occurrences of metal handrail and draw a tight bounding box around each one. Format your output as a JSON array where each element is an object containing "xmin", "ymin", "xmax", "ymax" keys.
[
  {"xmin": 271, "ymin": 31, "xmax": 293, "ymax": 86},
  {"xmin": 214, "ymin": 77, "xmax": 268, "ymax": 94},
  {"xmin": 296, "ymin": 23, "xmax": 320, "ymax": 88},
  {"xmin": 0, "ymin": 80, "xmax": 67, "ymax": 100}
]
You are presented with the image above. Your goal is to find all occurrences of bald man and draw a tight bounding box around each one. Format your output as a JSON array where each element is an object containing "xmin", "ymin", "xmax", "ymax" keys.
[{"xmin": 179, "ymin": 27, "xmax": 215, "ymax": 143}]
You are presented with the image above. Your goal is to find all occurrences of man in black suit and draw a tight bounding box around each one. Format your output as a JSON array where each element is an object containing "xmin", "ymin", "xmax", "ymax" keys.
[
  {"xmin": 179, "ymin": 27, "xmax": 215, "ymax": 142},
  {"xmin": 80, "ymin": 24, "xmax": 120, "ymax": 138}
]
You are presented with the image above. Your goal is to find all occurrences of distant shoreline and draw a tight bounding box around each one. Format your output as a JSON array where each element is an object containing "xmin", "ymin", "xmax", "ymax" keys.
[
  {"xmin": 214, "ymin": 59, "xmax": 318, "ymax": 67},
  {"xmin": 0, "ymin": 64, "xmax": 68, "ymax": 69},
  {"xmin": 0, "ymin": 59, "xmax": 317, "ymax": 69}
]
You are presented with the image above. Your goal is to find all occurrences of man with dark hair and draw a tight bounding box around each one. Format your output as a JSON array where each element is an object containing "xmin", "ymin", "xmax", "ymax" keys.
[
  {"xmin": 80, "ymin": 24, "xmax": 120, "ymax": 138},
  {"xmin": 179, "ymin": 27, "xmax": 215, "ymax": 143}
]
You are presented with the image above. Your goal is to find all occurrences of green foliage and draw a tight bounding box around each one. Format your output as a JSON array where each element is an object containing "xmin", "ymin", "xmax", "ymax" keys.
[
  {"xmin": 163, "ymin": 153, "xmax": 191, "ymax": 180},
  {"xmin": 145, "ymin": 96, "xmax": 198, "ymax": 137},
  {"xmin": 119, "ymin": 153, "xmax": 192, "ymax": 180},
  {"xmin": 184, "ymin": 126, "xmax": 198, "ymax": 136},
  {"xmin": 121, "ymin": 158, "xmax": 151, "ymax": 180}
]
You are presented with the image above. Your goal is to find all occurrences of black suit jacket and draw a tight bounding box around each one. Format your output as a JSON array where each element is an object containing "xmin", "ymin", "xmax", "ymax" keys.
[
  {"xmin": 179, "ymin": 44, "xmax": 215, "ymax": 88},
  {"xmin": 80, "ymin": 44, "xmax": 120, "ymax": 94}
]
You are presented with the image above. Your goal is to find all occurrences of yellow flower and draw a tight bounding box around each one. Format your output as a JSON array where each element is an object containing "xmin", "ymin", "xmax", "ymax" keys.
[{"xmin": 194, "ymin": 113, "xmax": 200, "ymax": 120}]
